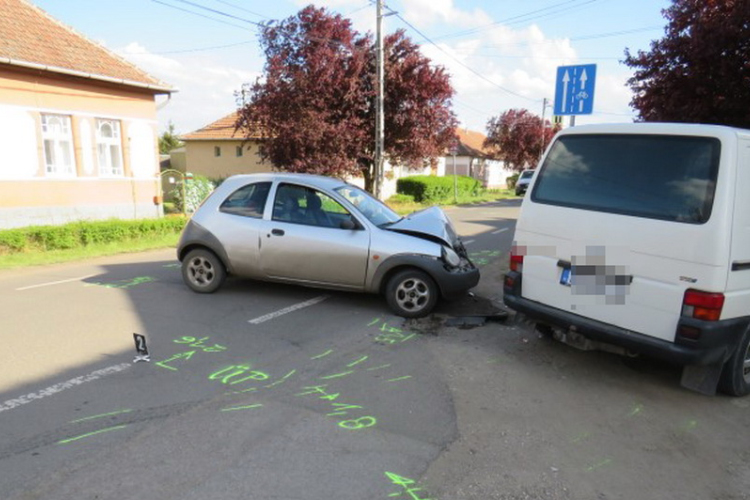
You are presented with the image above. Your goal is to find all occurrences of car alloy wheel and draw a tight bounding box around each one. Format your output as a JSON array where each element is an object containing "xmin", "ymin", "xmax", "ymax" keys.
[
  {"xmin": 182, "ymin": 248, "xmax": 226, "ymax": 294},
  {"xmin": 386, "ymin": 269, "xmax": 438, "ymax": 318}
]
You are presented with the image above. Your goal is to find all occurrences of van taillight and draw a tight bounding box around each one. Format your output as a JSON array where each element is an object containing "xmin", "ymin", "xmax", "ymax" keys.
[
  {"xmin": 510, "ymin": 253, "xmax": 524, "ymax": 272},
  {"xmin": 681, "ymin": 290, "xmax": 724, "ymax": 322}
]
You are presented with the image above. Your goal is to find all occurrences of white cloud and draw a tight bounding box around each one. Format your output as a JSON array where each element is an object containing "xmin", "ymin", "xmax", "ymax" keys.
[{"xmin": 117, "ymin": 42, "xmax": 260, "ymax": 134}]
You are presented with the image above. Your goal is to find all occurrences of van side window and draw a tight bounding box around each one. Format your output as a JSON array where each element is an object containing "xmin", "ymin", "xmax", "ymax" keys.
[
  {"xmin": 219, "ymin": 182, "xmax": 271, "ymax": 218},
  {"xmin": 532, "ymin": 134, "xmax": 721, "ymax": 224}
]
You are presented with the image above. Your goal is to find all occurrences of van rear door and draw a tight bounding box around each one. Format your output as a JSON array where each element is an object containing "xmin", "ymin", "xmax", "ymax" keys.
[{"xmin": 516, "ymin": 128, "xmax": 731, "ymax": 342}]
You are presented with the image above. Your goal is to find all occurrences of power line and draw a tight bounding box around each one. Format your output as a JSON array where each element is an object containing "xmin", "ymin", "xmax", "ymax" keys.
[
  {"xmin": 154, "ymin": 40, "xmax": 255, "ymax": 55},
  {"xmin": 431, "ymin": 0, "xmax": 601, "ymax": 42},
  {"xmin": 391, "ymin": 11, "xmax": 539, "ymax": 103},
  {"xmin": 210, "ymin": 0, "xmax": 266, "ymax": 18},
  {"xmin": 166, "ymin": 0, "xmax": 265, "ymax": 27},
  {"xmin": 151, "ymin": 0, "xmax": 251, "ymax": 31}
]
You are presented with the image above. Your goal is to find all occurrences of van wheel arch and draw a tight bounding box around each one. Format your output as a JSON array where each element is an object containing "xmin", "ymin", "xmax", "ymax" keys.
[{"xmin": 718, "ymin": 326, "xmax": 750, "ymax": 397}]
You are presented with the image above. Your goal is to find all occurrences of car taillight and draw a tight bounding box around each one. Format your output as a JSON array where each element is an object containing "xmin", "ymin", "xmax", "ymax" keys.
[
  {"xmin": 681, "ymin": 289, "xmax": 724, "ymax": 322},
  {"xmin": 510, "ymin": 253, "xmax": 524, "ymax": 273}
]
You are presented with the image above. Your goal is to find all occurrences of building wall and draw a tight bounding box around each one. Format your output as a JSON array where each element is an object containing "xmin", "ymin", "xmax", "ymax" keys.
[
  {"xmin": 184, "ymin": 140, "xmax": 271, "ymax": 180},
  {"xmin": 0, "ymin": 68, "xmax": 162, "ymax": 228}
]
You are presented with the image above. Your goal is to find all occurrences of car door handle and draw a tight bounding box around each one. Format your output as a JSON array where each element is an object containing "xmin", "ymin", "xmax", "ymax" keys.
[{"xmin": 271, "ymin": 229, "xmax": 285, "ymax": 236}]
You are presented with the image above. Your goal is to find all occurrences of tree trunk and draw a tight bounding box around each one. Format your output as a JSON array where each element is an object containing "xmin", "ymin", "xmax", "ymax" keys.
[{"xmin": 360, "ymin": 160, "xmax": 374, "ymax": 194}]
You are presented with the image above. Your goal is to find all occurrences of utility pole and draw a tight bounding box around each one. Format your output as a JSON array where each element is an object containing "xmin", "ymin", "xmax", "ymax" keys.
[{"xmin": 374, "ymin": 0, "xmax": 385, "ymax": 199}]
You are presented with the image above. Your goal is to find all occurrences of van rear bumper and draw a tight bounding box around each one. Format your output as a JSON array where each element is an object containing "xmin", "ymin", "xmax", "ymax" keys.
[{"xmin": 503, "ymin": 273, "xmax": 747, "ymax": 366}]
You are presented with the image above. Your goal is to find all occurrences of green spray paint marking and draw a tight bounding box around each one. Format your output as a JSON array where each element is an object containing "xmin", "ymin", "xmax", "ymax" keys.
[
  {"xmin": 385, "ymin": 472, "xmax": 433, "ymax": 500},
  {"xmin": 347, "ymin": 356, "xmax": 369, "ymax": 368},
  {"xmin": 209, "ymin": 365, "xmax": 269, "ymax": 385},
  {"xmin": 338, "ymin": 416, "xmax": 376, "ymax": 430},
  {"xmin": 320, "ymin": 370, "xmax": 354, "ymax": 380},
  {"xmin": 69, "ymin": 409, "xmax": 133, "ymax": 424},
  {"xmin": 367, "ymin": 318, "xmax": 382, "ymax": 327},
  {"xmin": 367, "ymin": 364, "xmax": 392, "ymax": 371},
  {"xmin": 585, "ymin": 458, "xmax": 612, "ymax": 472},
  {"xmin": 311, "ymin": 349, "xmax": 334, "ymax": 360},
  {"xmin": 628, "ymin": 404, "xmax": 644, "ymax": 417},
  {"xmin": 58, "ymin": 425, "xmax": 128, "ymax": 444},
  {"xmin": 386, "ymin": 376, "xmax": 412, "ymax": 383},
  {"xmin": 221, "ymin": 404, "xmax": 263, "ymax": 412},
  {"xmin": 155, "ymin": 350, "xmax": 196, "ymax": 371},
  {"xmin": 264, "ymin": 369, "xmax": 297, "ymax": 389},
  {"xmin": 86, "ymin": 276, "xmax": 156, "ymax": 289}
]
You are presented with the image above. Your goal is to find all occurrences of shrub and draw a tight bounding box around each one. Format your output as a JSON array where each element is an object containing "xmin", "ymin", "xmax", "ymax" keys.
[
  {"xmin": 387, "ymin": 193, "xmax": 415, "ymax": 204},
  {"xmin": 171, "ymin": 175, "xmax": 216, "ymax": 213},
  {"xmin": 506, "ymin": 173, "xmax": 520, "ymax": 189},
  {"xmin": 0, "ymin": 217, "xmax": 187, "ymax": 255},
  {"xmin": 397, "ymin": 175, "xmax": 483, "ymax": 203}
]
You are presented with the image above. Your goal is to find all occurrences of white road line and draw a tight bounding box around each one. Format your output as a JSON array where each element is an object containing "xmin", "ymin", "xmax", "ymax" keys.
[
  {"xmin": 492, "ymin": 228, "xmax": 510, "ymax": 235},
  {"xmin": 16, "ymin": 274, "xmax": 97, "ymax": 291},
  {"xmin": 248, "ymin": 295, "xmax": 330, "ymax": 325},
  {"xmin": 0, "ymin": 363, "xmax": 131, "ymax": 414},
  {"xmin": 463, "ymin": 239, "xmax": 475, "ymax": 245}
]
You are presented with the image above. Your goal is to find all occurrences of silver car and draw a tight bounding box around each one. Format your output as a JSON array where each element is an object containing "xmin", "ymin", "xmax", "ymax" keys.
[{"xmin": 177, "ymin": 173, "xmax": 479, "ymax": 317}]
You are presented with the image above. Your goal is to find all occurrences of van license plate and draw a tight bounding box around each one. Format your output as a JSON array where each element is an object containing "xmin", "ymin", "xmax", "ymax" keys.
[{"xmin": 560, "ymin": 267, "xmax": 572, "ymax": 286}]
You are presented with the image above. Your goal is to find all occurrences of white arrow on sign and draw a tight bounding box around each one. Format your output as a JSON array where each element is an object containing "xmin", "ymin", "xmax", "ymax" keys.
[
  {"xmin": 580, "ymin": 68, "xmax": 588, "ymax": 89},
  {"xmin": 562, "ymin": 70, "xmax": 570, "ymax": 112}
]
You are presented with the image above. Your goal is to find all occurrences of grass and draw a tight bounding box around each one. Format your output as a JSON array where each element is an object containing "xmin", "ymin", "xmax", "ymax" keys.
[
  {"xmin": 386, "ymin": 188, "xmax": 517, "ymax": 215},
  {"xmin": 0, "ymin": 233, "xmax": 180, "ymax": 270}
]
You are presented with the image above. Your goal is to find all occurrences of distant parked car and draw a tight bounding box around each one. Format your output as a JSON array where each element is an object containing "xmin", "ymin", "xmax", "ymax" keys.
[
  {"xmin": 515, "ymin": 169, "xmax": 535, "ymax": 196},
  {"xmin": 177, "ymin": 173, "xmax": 479, "ymax": 317}
]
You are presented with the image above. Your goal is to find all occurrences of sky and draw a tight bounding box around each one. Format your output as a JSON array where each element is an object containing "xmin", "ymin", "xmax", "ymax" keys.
[{"xmin": 32, "ymin": 0, "xmax": 673, "ymax": 137}]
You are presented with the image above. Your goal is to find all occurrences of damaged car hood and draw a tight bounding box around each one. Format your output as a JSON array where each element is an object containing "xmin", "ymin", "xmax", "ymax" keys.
[{"xmin": 383, "ymin": 206, "xmax": 460, "ymax": 247}]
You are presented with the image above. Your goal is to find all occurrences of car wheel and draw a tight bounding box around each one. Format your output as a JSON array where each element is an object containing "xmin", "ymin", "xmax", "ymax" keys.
[
  {"xmin": 718, "ymin": 328, "xmax": 750, "ymax": 397},
  {"xmin": 182, "ymin": 249, "xmax": 226, "ymax": 294},
  {"xmin": 385, "ymin": 269, "xmax": 438, "ymax": 318}
]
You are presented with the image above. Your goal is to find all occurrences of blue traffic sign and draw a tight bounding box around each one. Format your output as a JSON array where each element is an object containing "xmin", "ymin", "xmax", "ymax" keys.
[{"xmin": 554, "ymin": 64, "xmax": 597, "ymax": 116}]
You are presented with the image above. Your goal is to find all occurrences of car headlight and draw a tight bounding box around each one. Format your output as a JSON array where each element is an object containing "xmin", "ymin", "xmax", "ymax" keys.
[{"xmin": 442, "ymin": 246, "xmax": 461, "ymax": 268}]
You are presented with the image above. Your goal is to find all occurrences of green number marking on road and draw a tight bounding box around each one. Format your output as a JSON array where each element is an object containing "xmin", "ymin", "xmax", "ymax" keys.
[
  {"xmin": 338, "ymin": 416, "xmax": 377, "ymax": 430},
  {"xmin": 209, "ymin": 365, "xmax": 269, "ymax": 385}
]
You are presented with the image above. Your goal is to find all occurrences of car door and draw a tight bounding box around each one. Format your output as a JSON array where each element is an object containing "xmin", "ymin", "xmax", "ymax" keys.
[
  {"xmin": 259, "ymin": 182, "xmax": 370, "ymax": 288},
  {"xmin": 210, "ymin": 180, "xmax": 272, "ymax": 278}
]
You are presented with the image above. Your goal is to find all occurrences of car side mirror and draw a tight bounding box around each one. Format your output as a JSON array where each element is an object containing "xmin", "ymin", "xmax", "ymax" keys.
[{"xmin": 339, "ymin": 219, "xmax": 356, "ymax": 230}]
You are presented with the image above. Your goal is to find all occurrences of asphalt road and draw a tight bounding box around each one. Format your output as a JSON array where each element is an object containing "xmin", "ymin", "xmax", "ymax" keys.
[{"xmin": 1, "ymin": 199, "xmax": 748, "ymax": 500}]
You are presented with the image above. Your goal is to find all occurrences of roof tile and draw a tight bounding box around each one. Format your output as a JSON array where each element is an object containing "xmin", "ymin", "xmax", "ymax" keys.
[{"xmin": 0, "ymin": 0, "xmax": 170, "ymax": 90}]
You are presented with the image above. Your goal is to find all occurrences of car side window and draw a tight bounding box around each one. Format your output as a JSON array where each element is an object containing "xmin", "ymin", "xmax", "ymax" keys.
[
  {"xmin": 219, "ymin": 182, "xmax": 271, "ymax": 218},
  {"xmin": 273, "ymin": 183, "xmax": 353, "ymax": 228}
]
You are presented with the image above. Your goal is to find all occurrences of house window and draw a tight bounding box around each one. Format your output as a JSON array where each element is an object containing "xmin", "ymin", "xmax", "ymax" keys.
[
  {"xmin": 236, "ymin": 146, "xmax": 243, "ymax": 157},
  {"xmin": 96, "ymin": 119, "xmax": 123, "ymax": 176},
  {"xmin": 41, "ymin": 114, "xmax": 75, "ymax": 176},
  {"xmin": 215, "ymin": 146, "xmax": 221, "ymax": 157}
]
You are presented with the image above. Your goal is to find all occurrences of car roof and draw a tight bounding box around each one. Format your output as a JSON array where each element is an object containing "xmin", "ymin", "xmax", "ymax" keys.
[{"xmin": 219, "ymin": 172, "xmax": 351, "ymax": 191}]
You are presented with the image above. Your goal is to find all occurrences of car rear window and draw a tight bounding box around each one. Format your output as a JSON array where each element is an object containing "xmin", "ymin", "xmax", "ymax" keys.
[{"xmin": 531, "ymin": 134, "xmax": 721, "ymax": 224}]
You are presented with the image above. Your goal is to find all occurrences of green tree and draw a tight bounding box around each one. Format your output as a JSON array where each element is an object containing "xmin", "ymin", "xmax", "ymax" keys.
[{"xmin": 159, "ymin": 121, "xmax": 184, "ymax": 154}]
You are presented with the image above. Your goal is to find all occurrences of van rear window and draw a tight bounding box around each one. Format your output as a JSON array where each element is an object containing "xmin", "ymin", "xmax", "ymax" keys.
[{"xmin": 531, "ymin": 134, "xmax": 720, "ymax": 223}]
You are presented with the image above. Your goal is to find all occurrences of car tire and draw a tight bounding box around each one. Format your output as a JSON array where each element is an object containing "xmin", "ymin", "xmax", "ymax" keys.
[
  {"xmin": 718, "ymin": 327, "xmax": 750, "ymax": 397},
  {"xmin": 182, "ymin": 248, "xmax": 226, "ymax": 294},
  {"xmin": 385, "ymin": 269, "xmax": 438, "ymax": 318}
]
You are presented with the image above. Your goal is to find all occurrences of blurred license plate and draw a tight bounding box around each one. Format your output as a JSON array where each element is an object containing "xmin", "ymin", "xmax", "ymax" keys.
[{"xmin": 560, "ymin": 267, "xmax": 572, "ymax": 286}]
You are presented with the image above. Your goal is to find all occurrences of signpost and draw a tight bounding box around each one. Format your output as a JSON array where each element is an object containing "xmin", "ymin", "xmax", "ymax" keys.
[{"xmin": 554, "ymin": 64, "xmax": 597, "ymax": 118}]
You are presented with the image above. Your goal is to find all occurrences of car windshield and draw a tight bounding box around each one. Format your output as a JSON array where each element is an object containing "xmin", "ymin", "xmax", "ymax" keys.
[
  {"xmin": 520, "ymin": 170, "xmax": 534, "ymax": 179},
  {"xmin": 334, "ymin": 185, "xmax": 401, "ymax": 226}
]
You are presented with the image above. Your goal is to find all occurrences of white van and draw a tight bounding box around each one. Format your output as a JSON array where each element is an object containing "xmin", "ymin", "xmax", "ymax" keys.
[{"xmin": 503, "ymin": 123, "xmax": 750, "ymax": 396}]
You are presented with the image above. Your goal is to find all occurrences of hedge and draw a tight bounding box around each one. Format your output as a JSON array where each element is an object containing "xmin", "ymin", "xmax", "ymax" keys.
[
  {"xmin": 0, "ymin": 217, "xmax": 187, "ymax": 255},
  {"xmin": 396, "ymin": 175, "xmax": 483, "ymax": 203}
]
